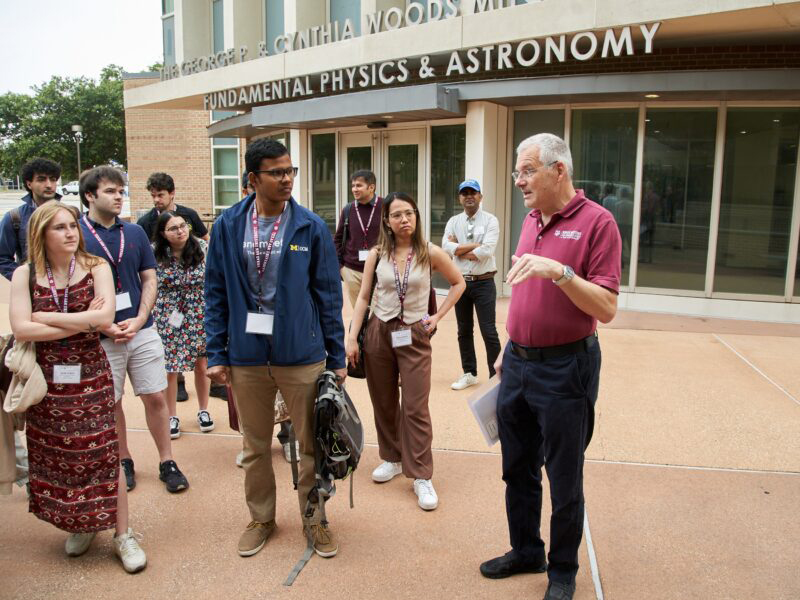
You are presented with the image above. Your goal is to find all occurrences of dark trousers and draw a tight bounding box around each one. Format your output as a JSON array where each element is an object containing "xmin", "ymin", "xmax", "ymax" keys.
[
  {"xmin": 454, "ymin": 278, "xmax": 501, "ymax": 378},
  {"xmin": 496, "ymin": 340, "xmax": 601, "ymax": 585}
]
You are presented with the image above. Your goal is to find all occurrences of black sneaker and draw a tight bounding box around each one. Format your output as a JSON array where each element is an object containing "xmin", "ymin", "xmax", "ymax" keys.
[
  {"xmin": 197, "ymin": 410, "xmax": 215, "ymax": 432},
  {"xmin": 159, "ymin": 460, "xmax": 189, "ymax": 493},
  {"xmin": 209, "ymin": 383, "xmax": 227, "ymax": 400},
  {"xmin": 121, "ymin": 458, "xmax": 136, "ymax": 491},
  {"xmin": 176, "ymin": 379, "xmax": 188, "ymax": 402}
]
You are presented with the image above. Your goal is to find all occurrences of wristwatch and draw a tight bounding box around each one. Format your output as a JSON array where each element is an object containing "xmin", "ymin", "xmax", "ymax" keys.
[{"xmin": 553, "ymin": 265, "xmax": 575, "ymax": 286}]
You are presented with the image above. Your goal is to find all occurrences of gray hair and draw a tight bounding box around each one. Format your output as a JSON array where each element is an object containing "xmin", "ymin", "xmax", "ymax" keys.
[{"xmin": 517, "ymin": 133, "xmax": 573, "ymax": 179}]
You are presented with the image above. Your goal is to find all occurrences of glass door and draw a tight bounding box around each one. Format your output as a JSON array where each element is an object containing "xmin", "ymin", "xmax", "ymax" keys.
[
  {"xmin": 380, "ymin": 128, "xmax": 426, "ymax": 231},
  {"xmin": 339, "ymin": 132, "xmax": 376, "ymax": 216}
]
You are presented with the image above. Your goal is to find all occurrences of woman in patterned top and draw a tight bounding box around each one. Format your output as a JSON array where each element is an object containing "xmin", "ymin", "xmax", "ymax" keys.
[
  {"xmin": 151, "ymin": 210, "xmax": 213, "ymax": 439},
  {"xmin": 9, "ymin": 201, "xmax": 146, "ymax": 572}
]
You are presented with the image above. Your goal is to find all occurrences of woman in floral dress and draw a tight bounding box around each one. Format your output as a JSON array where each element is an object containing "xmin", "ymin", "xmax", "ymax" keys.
[
  {"xmin": 152, "ymin": 211, "xmax": 213, "ymax": 439},
  {"xmin": 9, "ymin": 201, "xmax": 146, "ymax": 572}
]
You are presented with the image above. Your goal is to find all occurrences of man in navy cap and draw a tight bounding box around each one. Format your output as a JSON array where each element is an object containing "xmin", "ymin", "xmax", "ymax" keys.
[{"xmin": 442, "ymin": 179, "xmax": 501, "ymax": 390}]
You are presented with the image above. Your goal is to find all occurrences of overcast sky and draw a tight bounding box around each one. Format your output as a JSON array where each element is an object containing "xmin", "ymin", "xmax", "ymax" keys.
[{"xmin": 0, "ymin": 1, "xmax": 163, "ymax": 94}]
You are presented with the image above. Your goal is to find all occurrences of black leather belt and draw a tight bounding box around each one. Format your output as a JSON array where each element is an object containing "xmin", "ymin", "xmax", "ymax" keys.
[
  {"xmin": 463, "ymin": 271, "xmax": 496, "ymax": 282},
  {"xmin": 511, "ymin": 333, "xmax": 597, "ymax": 362}
]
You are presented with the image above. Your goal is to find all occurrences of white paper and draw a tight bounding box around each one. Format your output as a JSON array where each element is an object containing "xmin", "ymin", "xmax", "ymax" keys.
[
  {"xmin": 391, "ymin": 328, "xmax": 412, "ymax": 347},
  {"xmin": 168, "ymin": 310, "xmax": 185, "ymax": 328},
  {"xmin": 53, "ymin": 364, "xmax": 82, "ymax": 384},
  {"xmin": 358, "ymin": 249, "xmax": 369, "ymax": 262},
  {"xmin": 467, "ymin": 378, "xmax": 500, "ymax": 446},
  {"xmin": 246, "ymin": 311, "xmax": 274, "ymax": 335},
  {"xmin": 115, "ymin": 291, "xmax": 132, "ymax": 311}
]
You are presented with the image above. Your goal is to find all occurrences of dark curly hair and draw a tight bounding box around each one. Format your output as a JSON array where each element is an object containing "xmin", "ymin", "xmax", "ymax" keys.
[
  {"xmin": 152, "ymin": 211, "xmax": 205, "ymax": 270},
  {"xmin": 146, "ymin": 172, "xmax": 175, "ymax": 193},
  {"xmin": 21, "ymin": 158, "xmax": 62, "ymax": 192}
]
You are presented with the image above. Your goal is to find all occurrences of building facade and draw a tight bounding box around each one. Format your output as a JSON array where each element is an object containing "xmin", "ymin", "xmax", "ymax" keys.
[{"xmin": 124, "ymin": 0, "xmax": 800, "ymax": 322}]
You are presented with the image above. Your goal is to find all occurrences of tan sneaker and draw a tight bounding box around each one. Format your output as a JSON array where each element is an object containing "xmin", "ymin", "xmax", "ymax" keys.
[
  {"xmin": 238, "ymin": 520, "xmax": 275, "ymax": 557},
  {"xmin": 303, "ymin": 522, "xmax": 338, "ymax": 558}
]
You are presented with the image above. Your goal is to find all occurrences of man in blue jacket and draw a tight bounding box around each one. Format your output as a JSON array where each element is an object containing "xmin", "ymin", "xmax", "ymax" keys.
[
  {"xmin": 0, "ymin": 158, "xmax": 62, "ymax": 280},
  {"xmin": 205, "ymin": 139, "xmax": 346, "ymax": 560}
]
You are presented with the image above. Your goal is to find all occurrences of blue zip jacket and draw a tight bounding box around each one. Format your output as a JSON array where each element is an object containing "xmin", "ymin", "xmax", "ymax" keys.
[
  {"xmin": 204, "ymin": 195, "xmax": 346, "ymax": 369},
  {"xmin": 0, "ymin": 192, "xmax": 61, "ymax": 280}
]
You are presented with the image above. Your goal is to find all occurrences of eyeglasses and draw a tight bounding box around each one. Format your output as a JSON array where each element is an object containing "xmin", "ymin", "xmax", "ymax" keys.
[
  {"xmin": 511, "ymin": 161, "xmax": 558, "ymax": 182},
  {"xmin": 253, "ymin": 167, "xmax": 299, "ymax": 180},
  {"xmin": 388, "ymin": 210, "xmax": 416, "ymax": 221},
  {"xmin": 165, "ymin": 222, "xmax": 189, "ymax": 234}
]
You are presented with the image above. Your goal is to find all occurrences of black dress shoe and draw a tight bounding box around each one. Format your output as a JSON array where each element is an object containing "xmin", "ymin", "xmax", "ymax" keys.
[
  {"xmin": 543, "ymin": 581, "xmax": 576, "ymax": 600},
  {"xmin": 479, "ymin": 551, "xmax": 547, "ymax": 579},
  {"xmin": 176, "ymin": 379, "xmax": 188, "ymax": 402},
  {"xmin": 209, "ymin": 382, "xmax": 228, "ymax": 400},
  {"xmin": 120, "ymin": 458, "xmax": 136, "ymax": 491}
]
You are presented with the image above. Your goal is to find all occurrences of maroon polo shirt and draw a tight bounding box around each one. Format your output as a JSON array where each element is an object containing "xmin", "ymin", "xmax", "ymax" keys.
[
  {"xmin": 333, "ymin": 196, "xmax": 382, "ymax": 271},
  {"xmin": 507, "ymin": 190, "xmax": 621, "ymax": 347}
]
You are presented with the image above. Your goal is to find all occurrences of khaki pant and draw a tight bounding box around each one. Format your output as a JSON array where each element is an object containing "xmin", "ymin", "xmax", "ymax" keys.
[
  {"xmin": 341, "ymin": 265, "xmax": 364, "ymax": 308},
  {"xmin": 230, "ymin": 361, "xmax": 325, "ymax": 524},
  {"xmin": 364, "ymin": 316, "xmax": 433, "ymax": 480}
]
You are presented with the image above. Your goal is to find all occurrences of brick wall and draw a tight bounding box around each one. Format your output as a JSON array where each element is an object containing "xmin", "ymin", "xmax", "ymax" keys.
[{"xmin": 124, "ymin": 76, "xmax": 216, "ymax": 224}]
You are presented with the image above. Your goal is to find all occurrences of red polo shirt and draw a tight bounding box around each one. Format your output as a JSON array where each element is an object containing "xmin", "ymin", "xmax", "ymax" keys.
[{"xmin": 507, "ymin": 190, "xmax": 621, "ymax": 347}]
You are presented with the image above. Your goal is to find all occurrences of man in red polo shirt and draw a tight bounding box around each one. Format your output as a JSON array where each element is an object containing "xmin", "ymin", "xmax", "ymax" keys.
[{"xmin": 479, "ymin": 134, "xmax": 621, "ymax": 600}]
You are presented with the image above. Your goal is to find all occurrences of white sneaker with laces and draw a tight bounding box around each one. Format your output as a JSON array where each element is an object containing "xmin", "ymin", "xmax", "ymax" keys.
[
  {"xmin": 451, "ymin": 373, "xmax": 479, "ymax": 390},
  {"xmin": 371, "ymin": 461, "xmax": 402, "ymax": 483},
  {"xmin": 197, "ymin": 410, "xmax": 215, "ymax": 432},
  {"xmin": 169, "ymin": 416, "xmax": 180, "ymax": 439},
  {"xmin": 113, "ymin": 528, "xmax": 147, "ymax": 573},
  {"xmin": 413, "ymin": 478, "xmax": 439, "ymax": 510},
  {"xmin": 65, "ymin": 531, "xmax": 96, "ymax": 557},
  {"xmin": 283, "ymin": 440, "xmax": 300, "ymax": 463}
]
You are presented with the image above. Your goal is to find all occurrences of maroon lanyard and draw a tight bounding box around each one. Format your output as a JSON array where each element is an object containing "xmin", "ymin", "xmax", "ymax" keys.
[
  {"xmin": 83, "ymin": 216, "xmax": 124, "ymax": 291},
  {"xmin": 391, "ymin": 248, "xmax": 414, "ymax": 324},
  {"xmin": 44, "ymin": 256, "xmax": 76, "ymax": 313},
  {"xmin": 354, "ymin": 200, "xmax": 377, "ymax": 249},
  {"xmin": 251, "ymin": 204, "xmax": 283, "ymax": 279}
]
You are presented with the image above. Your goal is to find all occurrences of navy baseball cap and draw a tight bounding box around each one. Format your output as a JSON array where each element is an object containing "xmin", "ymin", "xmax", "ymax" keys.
[{"xmin": 458, "ymin": 179, "xmax": 481, "ymax": 193}]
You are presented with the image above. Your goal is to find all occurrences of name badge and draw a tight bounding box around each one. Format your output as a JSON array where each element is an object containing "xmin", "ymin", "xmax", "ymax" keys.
[
  {"xmin": 474, "ymin": 226, "xmax": 485, "ymax": 236},
  {"xmin": 115, "ymin": 291, "xmax": 132, "ymax": 311},
  {"xmin": 358, "ymin": 249, "xmax": 369, "ymax": 262},
  {"xmin": 168, "ymin": 310, "xmax": 185, "ymax": 328},
  {"xmin": 246, "ymin": 311, "xmax": 274, "ymax": 336},
  {"xmin": 391, "ymin": 328, "xmax": 412, "ymax": 348},
  {"xmin": 53, "ymin": 364, "xmax": 81, "ymax": 384}
]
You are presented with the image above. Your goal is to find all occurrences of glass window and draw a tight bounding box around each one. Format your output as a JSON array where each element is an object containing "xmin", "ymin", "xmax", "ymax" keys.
[
  {"xmin": 347, "ymin": 147, "xmax": 372, "ymax": 180},
  {"xmin": 213, "ymin": 148, "xmax": 239, "ymax": 176},
  {"xmin": 162, "ymin": 16, "xmax": 175, "ymax": 66},
  {"xmin": 212, "ymin": 110, "xmax": 237, "ymax": 121},
  {"xmin": 214, "ymin": 178, "xmax": 241, "ymax": 208},
  {"xmin": 387, "ymin": 145, "xmax": 419, "ymax": 203},
  {"xmin": 312, "ymin": 133, "xmax": 337, "ymax": 234},
  {"xmin": 510, "ymin": 110, "xmax": 565, "ymax": 260},
  {"xmin": 637, "ymin": 109, "xmax": 717, "ymax": 291},
  {"xmin": 430, "ymin": 125, "xmax": 465, "ymax": 288},
  {"xmin": 213, "ymin": 0, "xmax": 225, "ymax": 53},
  {"xmin": 162, "ymin": 0, "xmax": 174, "ymax": 15},
  {"xmin": 330, "ymin": 0, "xmax": 360, "ymax": 35},
  {"xmin": 714, "ymin": 108, "xmax": 800, "ymax": 296},
  {"xmin": 265, "ymin": 0, "xmax": 285, "ymax": 53},
  {"xmin": 571, "ymin": 108, "xmax": 638, "ymax": 287}
]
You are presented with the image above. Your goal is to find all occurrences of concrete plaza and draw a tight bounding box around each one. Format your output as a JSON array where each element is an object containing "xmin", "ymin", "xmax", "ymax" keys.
[{"xmin": 1, "ymin": 295, "xmax": 799, "ymax": 600}]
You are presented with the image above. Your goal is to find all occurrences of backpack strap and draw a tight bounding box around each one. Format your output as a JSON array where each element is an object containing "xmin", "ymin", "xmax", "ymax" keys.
[
  {"xmin": 10, "ymin": 207, "xmax": 25, "ymax": 262},
  {"xmin": 341, "ymin": 201, "xmax": 352, "ymax": 258},
  {"xmin": 28, "ymin": 263, "xmax": 36, "ymax": 298}
]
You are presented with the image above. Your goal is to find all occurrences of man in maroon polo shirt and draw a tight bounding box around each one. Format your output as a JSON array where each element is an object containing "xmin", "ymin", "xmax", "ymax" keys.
[
  {"xmin": 479, "ymin": 133, "xmax": 621, "ymax": 600},
  {"xmin": 333, "ymin": 169, "xmax": 382, "ymax": 307}
]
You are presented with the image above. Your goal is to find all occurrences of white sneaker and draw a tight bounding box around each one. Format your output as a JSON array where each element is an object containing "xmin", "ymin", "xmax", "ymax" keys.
[
  {"xmin": 65, "ymin": 531, "xmax": 96, "ymax": 557},
  {"xmin": 451, "ymin": 373, "xmax": 479, "ymax": 390},
  {"xmin": 283, "ymin": 440, "xmax": 300, "ymax": 463},
  {"xmin": 236, "ymin": 450, "xmax": 244, "ymax": 468},
  {"xmin": 113, "ymin": 528, "xmax": 147, "ymax": 573},
  {"xmin": 197, "ymin": 410, "xmax": 215, "ymax": 432},
  {"xmin": 413, "ymin": 478, "xmax": 439, "ymax": 511},
  {"xmin": 169, "ymin": 416, "xmax": 180, "ymax": 439},
  {"xmin": 371, "ymin": 461, "xmax": 402, "ymax": 483}
]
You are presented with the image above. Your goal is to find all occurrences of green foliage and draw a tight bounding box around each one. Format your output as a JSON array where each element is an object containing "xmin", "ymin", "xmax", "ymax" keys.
[{"xmin": 0, "ymin": 64, "xmax": 126, "ymax": 182}]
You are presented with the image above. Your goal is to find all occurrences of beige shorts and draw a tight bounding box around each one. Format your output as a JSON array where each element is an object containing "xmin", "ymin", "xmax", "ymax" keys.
[{"xmin": 100, "ymin": 326, "xmax": 168, "ymax": 401}]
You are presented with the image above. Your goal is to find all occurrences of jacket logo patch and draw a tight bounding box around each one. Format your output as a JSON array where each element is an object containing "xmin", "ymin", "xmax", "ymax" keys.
[
  {"xmin": 554, "ymin": 230, "xmax": 582, "ymax": 240},
  {"xmin": 290, "ymin": 244, "xmax": 308, "ymax": 252}
]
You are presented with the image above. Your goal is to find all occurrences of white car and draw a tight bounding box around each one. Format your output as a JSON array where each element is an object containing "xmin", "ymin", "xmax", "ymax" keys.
[{"xmin": 60, "ymin": 181, "xmax": 79, "ymax": 195}]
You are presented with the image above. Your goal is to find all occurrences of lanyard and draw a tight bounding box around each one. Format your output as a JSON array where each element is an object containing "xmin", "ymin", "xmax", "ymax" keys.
[
  {"xmin": 353, "ymin": 200, "xmax": 377, "ymax": 248},
  {"xmin": 251, "ymin": 204, "xmax": 283, "ymax": 279},
  {"xmin": 83, "ymin": 216, "xmax": 124, "ymax": 290},
  {"xmin": 44, "ymin": 256, "xmax": 76, "ymax": 313},
  {"xmin": 391, "ymin": 248, "xmax": 414, "ymax": 324}
]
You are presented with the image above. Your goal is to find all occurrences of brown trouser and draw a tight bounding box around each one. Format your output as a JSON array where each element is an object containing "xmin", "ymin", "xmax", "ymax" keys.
[
  {"xmin": 364, "ymin": 316, "xmax": 433, "ymax": 480},
  {"xmin": 230, "ymin": 361, "xmax": 325, "ymax": 525}
]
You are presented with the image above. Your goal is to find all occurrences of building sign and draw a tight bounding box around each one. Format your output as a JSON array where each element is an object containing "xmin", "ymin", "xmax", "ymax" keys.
[{"xmin": 201, "ymin": 23, "xmax": 661, "ymax": 112}]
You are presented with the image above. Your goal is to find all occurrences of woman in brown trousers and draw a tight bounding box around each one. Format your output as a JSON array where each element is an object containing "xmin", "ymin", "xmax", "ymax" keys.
[{"xmin": 346, "ymin": 192, "xmax": 464, "ymax": 511}]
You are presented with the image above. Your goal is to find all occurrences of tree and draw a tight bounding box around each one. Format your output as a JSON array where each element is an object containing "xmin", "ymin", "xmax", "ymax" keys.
[{"xmin": 0, "ymin": 65, "xmax": 127, "ymax": 182}]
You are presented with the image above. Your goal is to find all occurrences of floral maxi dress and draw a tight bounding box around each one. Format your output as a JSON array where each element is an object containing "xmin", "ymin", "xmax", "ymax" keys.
[{"xmin": 153, "ymin": 240, "xmax": 207, "ymax": 373}]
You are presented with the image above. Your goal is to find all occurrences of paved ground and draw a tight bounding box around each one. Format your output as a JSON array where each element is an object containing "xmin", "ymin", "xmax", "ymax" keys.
[{"xmin": 1, "ymin": 292, "xmax": 799, "ymax": 599}]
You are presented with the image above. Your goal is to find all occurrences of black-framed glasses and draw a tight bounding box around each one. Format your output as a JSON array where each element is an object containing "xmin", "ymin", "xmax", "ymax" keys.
[
  {"xmin": 511, "ymin": 161, "xmax": 557, "ymax": 182},
  {"xmin": 253, "ymin": 167, "xmax": 299, "ymax": 180},
  {"xmin": 165, "ymin": 222, "xmax": 189, "ymax": 234}
]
